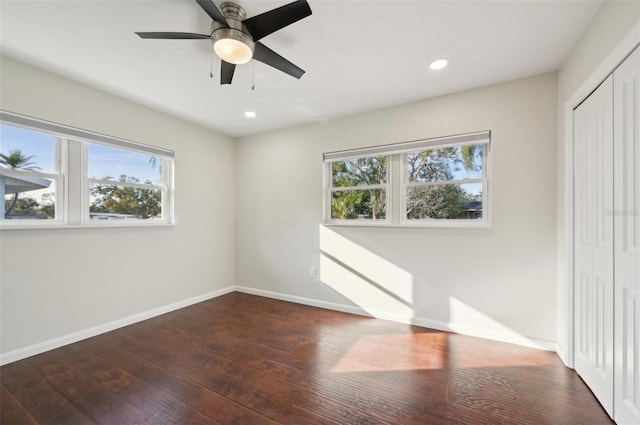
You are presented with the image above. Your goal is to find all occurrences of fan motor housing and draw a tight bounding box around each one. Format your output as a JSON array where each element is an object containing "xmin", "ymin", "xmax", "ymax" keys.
[{"xmin": 219, "ymin": 2, "xmax": 246, "ymax": 20}]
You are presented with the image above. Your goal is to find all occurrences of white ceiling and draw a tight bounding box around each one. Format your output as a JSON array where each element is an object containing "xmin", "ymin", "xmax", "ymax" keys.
[{"xmin": 0, "ymin": 0, "xmax": 602, "ymax": 138}]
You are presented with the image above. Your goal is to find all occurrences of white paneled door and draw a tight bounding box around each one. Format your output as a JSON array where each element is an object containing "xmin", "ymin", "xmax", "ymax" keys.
[
  {"xmin": 613, "ymin": 45, "xmax": 640, "ymax": 425},
  {"xmin": 574, "ymin": 45, "xmax": 640, "ymax": 423},
  {"xmin": 574, "ymin": 75, "xmax": 615, "ymax": 417}
]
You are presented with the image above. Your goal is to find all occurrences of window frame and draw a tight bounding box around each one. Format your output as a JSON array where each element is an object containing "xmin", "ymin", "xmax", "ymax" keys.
[
  {"xmin": 323, "ymin": 131, "xmax": 491, "ymax": 228},
  {"xmin": 0, "ymin": 125, "xmax": 66, "ymax": 226},
  {"xmin": 324, "ymin": 154, "xmax": 392, "ymax": 225},
  {"xmin": 80, "ymin": 142, "xmax": 174, "ymax": 226},
  {"xmin": 400, "ymin": 143, "xmax": 490, "ymax": 227},
  {"xmin": 0, "ymin": 111, "xmax": 175, "ymax": 229}
]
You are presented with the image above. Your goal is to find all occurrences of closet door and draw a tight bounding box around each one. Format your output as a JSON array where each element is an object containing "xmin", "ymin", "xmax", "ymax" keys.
[
  {"xmin": 574, "ymin": 75, "xmax": 614, "ymax": 416},
  {"xmin": 613, "ymin": 45, "xmax": 640, "ymax": 425}
]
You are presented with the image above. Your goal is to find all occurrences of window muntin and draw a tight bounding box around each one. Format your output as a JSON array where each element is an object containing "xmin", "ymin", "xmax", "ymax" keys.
[
  {"xmin": 0, "ymin": 124, "xmax": 63, "ymax": 222},
  {"xmin": 327, "ymin": 156, "xmax": 389, "ymax": 222},
  {"xmin": 324, "ymin": 132, "xmax": 490, "ymax": 227},
  {"xmin": 0, "ymin": 111, "xmax": 174, "ymax": 228}
]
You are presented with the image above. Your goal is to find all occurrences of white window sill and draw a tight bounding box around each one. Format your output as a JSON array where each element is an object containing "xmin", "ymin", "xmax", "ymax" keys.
[
  {"xmin": 324, "ymin": 220, "xmax": 491, "ymax": 229},
  {"xmin": 0, "ymin": 221, "xmax": 175, "ymax": 230}
]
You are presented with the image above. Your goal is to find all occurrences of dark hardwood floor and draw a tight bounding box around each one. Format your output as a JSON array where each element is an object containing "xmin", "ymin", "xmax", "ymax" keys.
[{"xmin": 1, "ymin": 292, "xmax": 611, "ymax": 424}]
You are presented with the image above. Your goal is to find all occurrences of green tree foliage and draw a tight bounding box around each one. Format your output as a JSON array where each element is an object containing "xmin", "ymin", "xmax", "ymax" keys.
[
  {"xmin": 0, "ymin": 150, "xmax": 40, "ymax": 171},
  {"xmin": 406, "ymin": 145, "xmax": 481, "ymax": 219},
  {"xmin": 330, "ymin": 145, "xmax": 482, "ymax": 220},
  {"xmin": 406, "ymin": 185, "xmax": 466, "ymax": 219},
  {"xmin": 90, "ymin": 175, "xmax": 161, "ymax": 219},
  {"xmin": 331, "ymin": 189, "xmax": 386, "ymax": 220},
  {"xmin": 13, "ymin": 197, "xmax": 40, "ymax": 214},
  {"xmin": 331, "ymin": 157, "xmax": 387, "ymax": 219},
  {"xmin": 3, "ymin": 192, "xmax": 55, "ymax": 219},
  {"xmin": 1, "ymin": 149, "xmax": 42, "ymax": 215},
  {"xmin": 39, "ymin": 193, "xmax": 56, "ymax": 218}
]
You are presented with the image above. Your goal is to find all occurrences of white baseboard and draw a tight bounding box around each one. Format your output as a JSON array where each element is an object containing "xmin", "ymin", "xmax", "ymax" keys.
[
  {"xmin": 0, "ymin": 286, "xmax": 235, "ymax": 366},
  {"xmin": 236, "ymin": 286, "xmax": 556, "ymax": 351},
  {"xmin": 1, "ymin": 285, "xmax": 556, "ymax": 365},
  {"xmin": 236, "ymin": 285, "xmax": 370, "ymax": 317}
]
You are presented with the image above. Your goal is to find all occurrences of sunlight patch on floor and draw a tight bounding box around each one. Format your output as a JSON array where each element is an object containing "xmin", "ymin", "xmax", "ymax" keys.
[{"xmin": 330, "ymin": 332, "xmax": 448, "ymax": 373}]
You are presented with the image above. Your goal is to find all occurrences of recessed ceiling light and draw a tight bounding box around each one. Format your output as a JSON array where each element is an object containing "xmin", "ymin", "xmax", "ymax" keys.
[
  {"xmin": 244, "ymin": 111, "xmax": 256, "ymax": 118},
  {"xmin": 429, "ymin": 59, "xmax": 448, "ymax": 70}
]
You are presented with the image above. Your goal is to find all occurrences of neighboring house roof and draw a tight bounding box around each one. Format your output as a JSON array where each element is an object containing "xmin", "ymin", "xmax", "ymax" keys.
[
  {"xmin": 461, "ymin": 201, "xmax": 482, "ymax": 210},
  {"xmin": 0, "ymin": 174, "xmax": 51, "ymax": 193}
]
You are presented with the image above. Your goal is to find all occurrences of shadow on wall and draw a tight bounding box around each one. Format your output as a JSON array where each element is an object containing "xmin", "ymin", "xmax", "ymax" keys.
[
  {"xmin": 319, "ymin": 224, "xmax": 415, "ymax": 321},
  {"xmin": 318, "ymin": 225, "xmax": 549, "ymax": 350}
]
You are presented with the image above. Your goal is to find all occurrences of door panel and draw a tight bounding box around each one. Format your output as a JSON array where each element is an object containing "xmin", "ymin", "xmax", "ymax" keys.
[
  {"xmin": 574, "ymin": 75, "xmax": 614, "ymax": 416},
  {"xmin": 614, "ymin": 45, "xmax": 640, "ymax": 425}
]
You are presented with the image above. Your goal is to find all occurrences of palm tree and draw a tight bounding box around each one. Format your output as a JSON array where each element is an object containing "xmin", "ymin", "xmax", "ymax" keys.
[{"xmin": 1, "ymin": 150, "xmax": 41, "ymax": 216}]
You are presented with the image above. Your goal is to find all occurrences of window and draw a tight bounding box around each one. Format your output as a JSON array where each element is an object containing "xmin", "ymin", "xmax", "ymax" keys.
[
  {"xmin": 329, "ymin": 155, "xmax": 389, "ymax": 221},
  {"xmin": 324, "ymin": 131, "xmax": 490, "ymax": 227},
  {"xmin": 0, "ymin": 124, "xmax": 63, "ymax": 222},
  {"xmin": 86, "ymin": 143, "xmax": 169, "ymax": 222},
  {"xmin": 1, "ymin": 111, "xmax": 174, "ymax": 228},
  {"xmin": 404, "ymin": 144, "xmax": 485, "ymax": 222}
]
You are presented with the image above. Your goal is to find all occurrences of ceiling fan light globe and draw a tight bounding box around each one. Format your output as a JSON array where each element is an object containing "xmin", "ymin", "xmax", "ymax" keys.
[
  {"xmin": 212, "ymin": 27, "xmax": 254, "ymax": 65},
  {"xmin": 214, "ymin": 38, "xmax": 252, "ymax": 64}
]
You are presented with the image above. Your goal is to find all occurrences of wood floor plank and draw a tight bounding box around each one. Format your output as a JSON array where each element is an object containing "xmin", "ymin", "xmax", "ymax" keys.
[
  {"xmin": 133, "ymin": 311, "xmax": 464, "ymax": 424},
  {"xmin": 114, "ymin": 327, "xmax": 382, "ymax": 425},
  {"xmin": 2, "ymin": 371, "xmax": 98, "ymax": 425},
  {"xmin": 0, "ymin": 384, "xmax": 38, "ymax": 425},
  {"xmin": 77, "ymin": 341, "xmax": 279, "ymax": 425},
  {"xmin": 24, "ymin": 352, "xmax": 129, "ymax": 421},
  {"xmin": 1, "ymin": 292, "xmax": 613, "ymax": 425},
  {"xmin": 145, "ymin": 300, "xmax": 584, "ymax": 422}
]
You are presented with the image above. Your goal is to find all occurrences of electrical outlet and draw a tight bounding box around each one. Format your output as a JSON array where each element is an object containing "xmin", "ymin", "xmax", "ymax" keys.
[{"xmin": 309, "ymin": 267, "xmax": 317, "ymax": 279}]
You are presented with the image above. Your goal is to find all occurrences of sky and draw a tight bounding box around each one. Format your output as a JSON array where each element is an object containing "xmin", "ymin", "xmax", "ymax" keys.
[
  {"xmin": 1, "ymin": 124, "xmax": 161, "ymax": 208},
  {"xmin": 0, "ymin": 124, "xmax": 56, "ymax": 173},
  {"xmin": 1, "ymin": 124, "xmax": 160, "ymax": 183}
]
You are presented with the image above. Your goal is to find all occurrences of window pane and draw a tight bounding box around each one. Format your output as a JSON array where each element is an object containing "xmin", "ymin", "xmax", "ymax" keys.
[
  {"xmin": 88, "ymin": 144, "xmax": 161, "ymax": 185},
  {"xmin": 331, "ymin": 156, "xmax": 387, "ymax": 187},
  {"xmin": 3, "ymin": 177, "xmax": 57, "ymax": 220},
  {"xmin": 331, "ymin": 189, "xmax": 386, "ymax": 220},
  {"xmin": 406, "ymin": 183, "xmax": 482, "ymax": 220},
  {"xmin": 407, "ymin": 145, "xmax": 483, "ymax": 183},
  {"xmin": 89, "ymin": 183, "xmax": 162, "ymax": 220},
  {"xmin": 0, "ymin": 124, "xmax": 56, "ymax": 173}
]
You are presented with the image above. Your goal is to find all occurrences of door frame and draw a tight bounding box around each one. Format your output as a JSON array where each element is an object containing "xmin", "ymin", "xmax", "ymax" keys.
[{"xmin": 560, "ymin": 21, "xmax": 640, "ymax": 369}]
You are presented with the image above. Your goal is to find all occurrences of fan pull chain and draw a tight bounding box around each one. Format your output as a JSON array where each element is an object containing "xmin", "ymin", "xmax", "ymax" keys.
[
  {"xmin": 210, "ymin": 45, "xmax": 214, "ymax": 79},
  {"xmin": 251, "ymin": 62, "xmax": 255, "ymax": 91}
]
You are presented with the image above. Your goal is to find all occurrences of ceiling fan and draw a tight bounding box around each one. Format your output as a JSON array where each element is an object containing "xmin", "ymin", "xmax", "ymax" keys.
[{"xmin": 136, "ymin": 0, "xmax": 312, "ymax": 85}]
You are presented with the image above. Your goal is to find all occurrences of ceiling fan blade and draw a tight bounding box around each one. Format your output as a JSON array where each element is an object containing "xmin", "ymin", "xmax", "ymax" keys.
[
  {"xmin": 243, "ymin": 0, "xmax": 312, "ymax": 41},
  {"xmin": 253, "ymin": 42, "xmax": 305, "ymax": 79},
  {"xmin": 136, "ymin": 32, "xmax": 210, "ymax": 39},
  {"xmin": 221, "ymin": 60, "xmax": 236, "ymax": 85},
  {"xmin": 195, "ymin": 0, "xmax": 228, "ymax": 26}
]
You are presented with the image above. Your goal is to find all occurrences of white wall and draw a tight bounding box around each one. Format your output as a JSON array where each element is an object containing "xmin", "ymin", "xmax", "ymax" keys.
[
  {"xmin": 6, "ymin": 1, "xmax": 625, "ymax": 358},
  {"xmin": 236, "ymin": 72, "xmax": 558, "ymax": 347},
  {"xmin": 0, "ymin": 56, "xmax": 236, "ymax": 359},
  {"xmin": 556, "ymin": 2, "xmax": 640, "ymax": 362}
]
